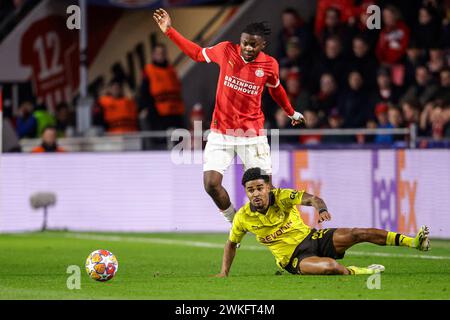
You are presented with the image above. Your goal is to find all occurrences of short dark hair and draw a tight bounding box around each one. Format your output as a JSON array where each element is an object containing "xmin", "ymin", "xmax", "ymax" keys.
[
  {"xmin": 242, "ymin": 22, "xmax": 271, "ymax": 39},
  {"xmin": 282, "ymin": 7, "xmax": 300, "ymax": 18},
  {"xmin": 241, "ymin": 167, "xmax": 270, "ymax": 186}
]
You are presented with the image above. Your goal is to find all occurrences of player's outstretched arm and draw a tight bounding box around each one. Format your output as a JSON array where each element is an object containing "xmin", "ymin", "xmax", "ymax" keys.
[
  {"xmin": 301, "ymin": 192, "xmax": 332, "ymax": 223},
  {"xmin": 214, "ymin": 240, "xmax": 238, "ymax": 277},
  {"xmin": 153, "ymin": 8, "xmax": 206, "ymax": 62},
  {"xmin": 268, "ymin": 84, "xmax": 305, "ymax": 126}
]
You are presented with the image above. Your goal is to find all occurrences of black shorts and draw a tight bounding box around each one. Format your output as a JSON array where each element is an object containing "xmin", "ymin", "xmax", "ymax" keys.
[{"xmin": 284, "ymin": 228, "xmax": 345, "ymax": 275}]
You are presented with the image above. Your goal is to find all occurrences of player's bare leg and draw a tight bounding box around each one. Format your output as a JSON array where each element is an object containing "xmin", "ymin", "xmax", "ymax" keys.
[
  {"xmin": 332, "ymin": 228, "xmax": 388, "ymax": 253},
  {"xmin": 298, "ymin": 256, "xmax": 384, "ymax": 276},
  {"xmin": 203, "ymin": 170, "xmax": 235, "ymax": 222},
  {"xmin": 299, "ymin": 256, "xmax": 350, "ymax": 275},
  {"xmin": 332, "ymin": 226, "xmax": 431, "ymax": 254}
]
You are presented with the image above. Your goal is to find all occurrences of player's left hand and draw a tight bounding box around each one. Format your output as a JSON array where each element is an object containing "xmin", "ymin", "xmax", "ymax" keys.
[
  {"xmin": 318, "ymin": 211, "xmax": 332, "ymax": 223},
  {"xmin": 290, "ymin": 111, "xmax": 305, "ymax": 126},
  {"xmin": 291, "ymin": 118, "xmax": 305, "ymax": 126}
]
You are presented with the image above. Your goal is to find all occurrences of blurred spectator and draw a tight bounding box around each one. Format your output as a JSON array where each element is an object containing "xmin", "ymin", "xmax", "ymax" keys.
[
  {"xmin": 139, "ymin": 43, "xmax": 185, "ymax": 131},
  {"xmin": 274, "ymin": 108, "xmax": 299, "ymax": 144},
  {"xmin": 31, "ymin": 126, "xmax": 65, "ymax": 153},
  {"xmin": 370, "ymin": 66, "xmax": 402, "ymax": 107},
  {"xmin": 401, "ymin": 99, "xmax": 421, "ymax": 128},
  {"xmin": 299, "ymin": 109, "xmax": 322, "ymax": 145},
  {"xmin": 277, "ymin": 8, "xmax": 312, "ymax": 60},
  {"xmin": 16, "ymin": 100, "xmax": 37, "ymax": 139},
  {"xmin": 284, "ymin": 71, "xmax": 301, "ymax": 105},
  {"xmin": 443, "ymin": 104, "xmax": 450, "ymax": 138},
  {"xmin": 434, "ymin": 68, "xmax": 450, "ymax": 102},
  {"xmin": 373, "ymin": 102, "xmax": 394, "ymax": 143},
  {"xmin": 441, "ymin": 3, "xmax": 450, "ymax": 49},
  {"xmin": 33, "ymin": 102, "xmax": 56, "ymax": 138},
  {"xmin": 427, "ymin": 48, "xmax": 446, "ymax": 78},
  {"xmin": 310, "ymin": 73, "xmax": 339, "ymax": 124},
  {"xmin": 96, "ymin": 80, "xmax": 138, "ymax": 134},
  {"xmin": 403, "ymin": 42, "xmax": 426, "ymax": 88},
  {"xmin": 388, "ymin": 104, "xmax": 404, "ymax": 128},
  {"xmin": 318, "ymin": 7, "xmax": 353, "ymax": 53},
  {"xmin": 349, "ymin": 2, "xmax": 380, "ymax": 51},
  {"xmin": 378, "ymin": 0, "xmax": 422, "ymax": 28},
  {"xmin": 349, "ymin": 35, "xmax": 379, "ymax": 89},
  {"xmin": 365, "ymin": 118, "xmax": 378, "ymax": 143},
  {"xmin": 338, "ymin": 70, "xmax": 371, "ymax": 128},
  {"xmin": 376, "ymin": 5, "xmax": 410, "ymax": 65},
  {"xmin": 401, "ymin": 65, "xmax": 439, "ymax": 105},
  {"xmin": 314, "ymin": 0, "xmax": 356, "ymax": 37},
  {"xmin": 420, "ymin": 100, "xmax": 448, "ymax": 139},
  {"xmin": 322, "ymin": 108, "xmax": 355, "ymax": 143},
  {"xmin": 54, "ymin": 102, "xmax": 75, "ymax": 138},
  {"xmin": 279, "ymin": 37, "xmax": 311, "ymax": 85},
  {"xmin": 312, "ymin": 36, "xmax": 349, "ymax": 87},
  {"xmin": 413, "ymin": 6, "xmax": 442, "ymax": 50}
]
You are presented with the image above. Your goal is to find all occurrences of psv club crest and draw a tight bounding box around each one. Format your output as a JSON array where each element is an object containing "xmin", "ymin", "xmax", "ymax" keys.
[{"xmin": 255, "ymin": 68, "xmax": 264, "ymax": 77}]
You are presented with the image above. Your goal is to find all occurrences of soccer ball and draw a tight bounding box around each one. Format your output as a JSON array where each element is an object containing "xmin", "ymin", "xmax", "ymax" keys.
[{"xmin": 85, "ymin": 249, "xmax": 118, "ymax": 281}]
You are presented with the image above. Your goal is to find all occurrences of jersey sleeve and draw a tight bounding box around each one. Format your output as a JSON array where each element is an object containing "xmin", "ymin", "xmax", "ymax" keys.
[
  {"xmin": 279, "ymin": 189, "xmax": 305, "ymax": 208},
  {"xmin": 265, "ymin": 58, "xmax": 280, "ymax": 88},
  {"xmin": 228, "ymin": 213, "xmax": 247, "ymax": 244},
  {"xmin": 201, "ymin": 41, "xmax": 231, "ymax": 64}
]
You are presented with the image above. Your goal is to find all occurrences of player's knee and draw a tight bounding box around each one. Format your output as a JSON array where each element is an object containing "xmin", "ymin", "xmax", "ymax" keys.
[{"xmin": 204, "ymin": 179, "xmax": 221, "ymax": 196}]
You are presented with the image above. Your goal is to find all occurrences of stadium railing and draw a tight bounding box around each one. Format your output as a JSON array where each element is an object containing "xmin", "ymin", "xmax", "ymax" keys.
[{"xmin": 16, "ymin": 126, "xmax": 425, "ymax": 152}]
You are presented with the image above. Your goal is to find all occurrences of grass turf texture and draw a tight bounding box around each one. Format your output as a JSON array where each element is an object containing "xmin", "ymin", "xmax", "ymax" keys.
[{"xmin": 0, "ymin": 231, "xmax": 449, "ymax": 300}]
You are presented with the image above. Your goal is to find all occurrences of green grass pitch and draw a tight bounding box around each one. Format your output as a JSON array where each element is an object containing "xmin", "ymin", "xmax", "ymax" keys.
[{"xmin": 1, "ymin": 231, "xmax": 449, "ymax": 300}]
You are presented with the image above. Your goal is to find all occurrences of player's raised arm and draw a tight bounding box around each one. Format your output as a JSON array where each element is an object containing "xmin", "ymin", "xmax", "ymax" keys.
[
  {"xmin": 153, "ymin": 8, "xmax": 206, "ymax": 62},
  {"xmin": 300, "ymin": 192, "xmax": 332, "ymax": 223},
  {"xmin": 214, "ymin": 240, "xmax": 238, "ymax": 277}
]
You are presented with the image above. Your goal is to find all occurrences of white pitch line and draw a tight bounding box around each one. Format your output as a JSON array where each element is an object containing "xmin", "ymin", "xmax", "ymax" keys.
[{"xmin": 63, "ymin": 233, "xmax": 450, "ymax": 260}]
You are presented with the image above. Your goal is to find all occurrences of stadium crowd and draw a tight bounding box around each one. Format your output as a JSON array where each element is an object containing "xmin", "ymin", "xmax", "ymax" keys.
[
  {"xmin": 3, "ymin": 0, "xmax": 450, "ymax": 150},
  {"xmin": 265, "ymin": 0, "xmax": 450, "ymax": 145}
]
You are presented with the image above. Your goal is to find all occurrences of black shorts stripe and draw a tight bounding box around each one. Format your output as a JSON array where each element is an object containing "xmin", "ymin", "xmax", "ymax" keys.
[{"xmin": 395, "ymin": 233, "xmax": 401, "ymax": 246}]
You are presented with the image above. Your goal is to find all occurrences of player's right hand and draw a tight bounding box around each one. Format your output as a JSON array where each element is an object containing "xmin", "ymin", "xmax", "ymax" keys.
[{"xmin": 153, "ymin": 8, "xmax": 171, "ymax": 33}]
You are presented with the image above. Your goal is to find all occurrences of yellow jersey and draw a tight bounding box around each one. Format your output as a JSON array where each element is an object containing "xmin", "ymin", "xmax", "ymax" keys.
[{"xmin": 229, "ymin": 188, "xmax": 311, "ymax": 268}]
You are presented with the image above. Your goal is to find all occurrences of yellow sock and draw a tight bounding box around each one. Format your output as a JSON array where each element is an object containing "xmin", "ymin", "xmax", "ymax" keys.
[
  {"xmin": 347, "ymin": 266, "xmax": 376, "ymax": 275},
  {"xmin": 386, "ymin": 231, "xmax": 414, "ymax": 247}
]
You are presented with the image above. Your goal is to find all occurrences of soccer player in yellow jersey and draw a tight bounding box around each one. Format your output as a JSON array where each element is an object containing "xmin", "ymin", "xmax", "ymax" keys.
[{"xmin": 215, "ymin": 167, "xmax": 431, "ymax": 276}]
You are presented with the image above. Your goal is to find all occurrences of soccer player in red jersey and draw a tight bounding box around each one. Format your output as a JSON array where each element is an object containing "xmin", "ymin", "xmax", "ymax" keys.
[{"xmin": 154, "ymin": 8, "xmax": 304, "ymax": 223}]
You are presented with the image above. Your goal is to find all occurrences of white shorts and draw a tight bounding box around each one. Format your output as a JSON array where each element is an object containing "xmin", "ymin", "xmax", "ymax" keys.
[{"xmin": 203, "ymin": 131, "xmax": 272, "ymax": 175}]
